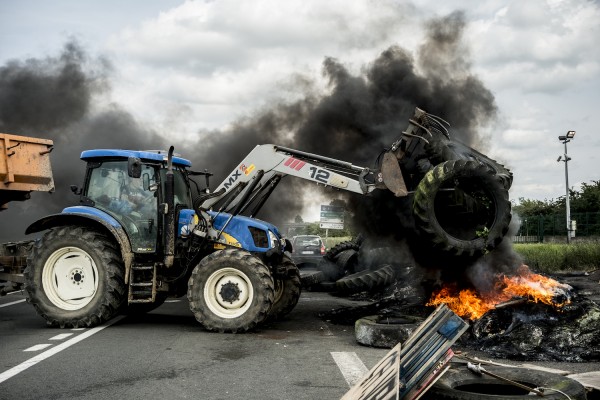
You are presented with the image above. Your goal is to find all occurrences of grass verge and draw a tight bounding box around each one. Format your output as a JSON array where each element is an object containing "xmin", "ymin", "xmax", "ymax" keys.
[{"xmin": 514, "ymin": 242, "xmax": 600, "ymax": 273}]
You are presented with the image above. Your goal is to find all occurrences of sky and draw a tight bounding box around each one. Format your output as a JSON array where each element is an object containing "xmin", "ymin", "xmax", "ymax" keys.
[{"xmin": 1, "ymin": 0, "xmax": 599, "ymax": 227}]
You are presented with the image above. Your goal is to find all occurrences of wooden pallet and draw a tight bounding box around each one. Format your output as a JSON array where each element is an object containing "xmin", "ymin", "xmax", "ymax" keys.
[{"xmin": 342, "ymin": 304, "xmax": 468, "ymax": 400}]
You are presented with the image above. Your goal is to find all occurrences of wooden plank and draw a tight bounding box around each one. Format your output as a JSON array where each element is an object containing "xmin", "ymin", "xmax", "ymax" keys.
[{"xmin": 566, "ymin": 371, "xmax": 600, "ymax": 390}]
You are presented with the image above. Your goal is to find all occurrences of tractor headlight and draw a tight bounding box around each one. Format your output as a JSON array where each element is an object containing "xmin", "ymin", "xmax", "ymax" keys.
[{"xmin": 268, "ymin": 230, "xmax": 279, "ymax": 250}]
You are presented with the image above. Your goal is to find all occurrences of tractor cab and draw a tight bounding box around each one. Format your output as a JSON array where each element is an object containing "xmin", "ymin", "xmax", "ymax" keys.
[{"xmin": 80, "ymin": 149, "xmax": 192, "ymax": 254}]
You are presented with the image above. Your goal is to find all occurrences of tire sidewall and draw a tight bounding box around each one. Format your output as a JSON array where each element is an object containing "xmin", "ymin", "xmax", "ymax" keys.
[
  {"xmin": 188, "ymin": 250, "xmax": 274, "ymax": 332},
  {"xmin": 414, "ymin": 160, "xmax": 511, "ymax": 256},
  {"xmin": 25, "ymin": 226, "xmax": 125, "ymax": 327},
  {"xmin": 425, "ymin": 364, "xmax": 587, "ymax": 400}
]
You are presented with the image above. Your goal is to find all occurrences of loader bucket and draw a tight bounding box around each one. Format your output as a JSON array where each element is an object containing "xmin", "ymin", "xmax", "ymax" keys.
[{"xmin": 380, "ymin": 152, "xmax": 407, "ymax": 197}]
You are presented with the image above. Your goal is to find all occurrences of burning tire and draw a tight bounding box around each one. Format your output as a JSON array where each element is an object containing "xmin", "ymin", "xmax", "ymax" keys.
[
  {"xmin": 187, "ymin": 249, "xmax": 274, "ymax": 333},
  {"xmin": 269, "ymin": 255, "xmax": 301, "ymax": 320},
  {"xmin": 24, "ymin": 225, "xmax": 126, "ymax": 328},
  {"xmin": 335, "ymin": 264, "xmax": 396, "ymax": 293},
  {"xmin": 413, "ymin": 160, "xmax": 511, "ymax": 258},
  {"xmin": 422, "ymin": 364, "xmax": 587, "ymax": 400}
]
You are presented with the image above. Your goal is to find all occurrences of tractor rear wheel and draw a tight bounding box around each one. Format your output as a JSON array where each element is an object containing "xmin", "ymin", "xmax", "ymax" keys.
[
  {"xmin": 24, "ymin": 225, "xmax": 126, "ymax": 328},
  {"xmin": 187, "ymin": 249, "xmax": 274, "ymax": 333},
  {"xmin": 413, "ymin": 160, "xmax": 511, "ymax": 258}
]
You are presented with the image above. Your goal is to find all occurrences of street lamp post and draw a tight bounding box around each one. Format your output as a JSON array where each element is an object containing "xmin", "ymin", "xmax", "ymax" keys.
[{"xmin": 557, "ymin": 130, "xmax": 575, "ymax": 244}]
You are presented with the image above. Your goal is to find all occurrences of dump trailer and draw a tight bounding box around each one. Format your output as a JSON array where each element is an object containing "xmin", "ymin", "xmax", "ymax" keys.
[
  {"xmin": 0, "ymin": 133, "xmax": 54, "ymax": 211},
  {"xmin": 15, "ymin": 106, "xmax": 512, "ymax": 333},
  {"xmin": 0, "ymin": 133, "xmax": 54, "ymax": 293}
]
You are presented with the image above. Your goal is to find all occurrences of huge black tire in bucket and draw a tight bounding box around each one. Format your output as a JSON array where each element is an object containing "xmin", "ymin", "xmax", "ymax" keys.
[
  {"xmin": 425, "ymin": 139, "xmax": 513, "ymax": 190},
  {"xmin": 413, "ymin": 160, "xmax": 511, "ymax": 258},
  {"xmin": 421, "ymin": 363, "xmax": 587, "ymax": 400}
]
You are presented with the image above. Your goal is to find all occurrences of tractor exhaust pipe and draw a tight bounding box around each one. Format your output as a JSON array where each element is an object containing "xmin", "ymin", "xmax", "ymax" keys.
[{"xmin": 164, "ymin": 146, "xmax": 175, "ymax": 268}]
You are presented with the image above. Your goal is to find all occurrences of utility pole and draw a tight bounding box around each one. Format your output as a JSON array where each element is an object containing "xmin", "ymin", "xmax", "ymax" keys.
[{"xmin": 557, "ymin": 130, "xmax": 575, "ymax": 244}]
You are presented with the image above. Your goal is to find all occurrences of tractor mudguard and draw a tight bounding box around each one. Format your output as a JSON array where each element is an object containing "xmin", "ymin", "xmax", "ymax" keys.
[{"xmin": 26, "ymin": 206, "xmax": 134, "ymax": 283}]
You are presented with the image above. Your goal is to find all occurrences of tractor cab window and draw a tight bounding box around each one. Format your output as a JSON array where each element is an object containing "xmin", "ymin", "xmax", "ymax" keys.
[
  {"xmin": 159, "ymin": 168, "xmax": 192, "ymax": 208},
  {"xmin": 85, "ymin": 160, "xmax": 158, "ymax": 253}
]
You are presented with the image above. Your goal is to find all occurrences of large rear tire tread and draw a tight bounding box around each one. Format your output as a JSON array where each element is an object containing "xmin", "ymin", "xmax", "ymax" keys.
[
  {"xmin": 335, "ymin": 265, "xmax": 396, "ymax": 293},
  {"xmin": 324, "ymin": 241, "xmax": 360, "ymax": 261},
  {"xmin": 187, "ymin": 249, "xmax": 274, "ymax": 333},
  {"xmin": 24, "ymin": 225, "xmax": 126, "ymax": 328},
  {"xmin": 413, "ymin": 160, "xmax": 511, "ymax": 258},
  {"xmin": 426, "ymin": 139, "xmax": 513, "ymax": 190}
]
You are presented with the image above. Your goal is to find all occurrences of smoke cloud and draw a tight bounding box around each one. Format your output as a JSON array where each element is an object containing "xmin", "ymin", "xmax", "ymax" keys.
[
  {"xmin": 189, "ymin": 11, "xmax": 497, "ymax": 234},
  {"xmin": 0, "ymin": 8, "xmax": 500, "ymax": 286},
  {"xmin": 0, "ymin": 40, "xmax": 167, "ymax": 241}
]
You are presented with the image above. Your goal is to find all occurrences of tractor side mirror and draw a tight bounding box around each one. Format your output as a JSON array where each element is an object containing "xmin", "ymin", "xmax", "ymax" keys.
[{"xmin": 128, "ymin": 157, "xmax": 142, "ymax": 178}]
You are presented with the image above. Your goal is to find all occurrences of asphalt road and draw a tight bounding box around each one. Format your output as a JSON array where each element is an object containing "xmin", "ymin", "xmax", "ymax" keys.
[
  {"xmin": 1, "ymin": 280, "xmax": 599, "ymax": 400},
  {"xmin": 0, "ymin": 290, "xmax": 389, "ymax": 400}
]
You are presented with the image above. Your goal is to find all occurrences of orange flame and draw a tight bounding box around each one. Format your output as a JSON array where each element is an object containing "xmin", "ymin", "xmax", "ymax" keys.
[{"xmin": 427, "ymin": 265, "xmax": 572, "ymax": 320}]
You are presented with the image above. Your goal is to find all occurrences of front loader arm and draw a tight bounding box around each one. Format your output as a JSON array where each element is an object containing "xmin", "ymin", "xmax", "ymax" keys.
[
  {"xmin": 199, "ymin": 107, "xmax": 447, "ymax": 212},
  {"xmin": 201, "ymin": 144, "xmax": 378, "ymax": 210}
]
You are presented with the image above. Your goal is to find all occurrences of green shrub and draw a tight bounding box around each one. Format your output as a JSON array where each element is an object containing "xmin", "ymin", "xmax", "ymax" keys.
[{"xmin": 514, "ymin": 243, "xmax": 600, "ymax": 272}]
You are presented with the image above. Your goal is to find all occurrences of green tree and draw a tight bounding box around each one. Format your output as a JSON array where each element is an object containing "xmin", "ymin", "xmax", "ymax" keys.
[
  {"xmin": 512, "ymin": 198, "xmax": 557, "ymax": 217},
  {"xmin": 571, "ymin": 180, "xmax": 600, "ymax": 213}
]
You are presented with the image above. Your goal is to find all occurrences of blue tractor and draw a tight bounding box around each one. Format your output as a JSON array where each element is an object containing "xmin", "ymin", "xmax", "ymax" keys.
[
  {"xmin": 24, "ymin": 147, "xmax": 300, "ymax": 333},
  {"xmin": 22, "ymin": 107, "xmax": 513, "ymax": 332}
]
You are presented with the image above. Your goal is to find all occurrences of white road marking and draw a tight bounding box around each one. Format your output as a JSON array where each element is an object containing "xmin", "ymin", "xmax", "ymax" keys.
[
  {"xmin": 0, "ymin": 315, "xmax": 125, "ymax": 384},
  {"xmin": 49, "ymin": 333, "xmax": 73, "ymax": 341},
  {"xmin": 0, "ymin": 299, "xmax": 26, "ymax": 308},
  {"xmin": 164, "ymin": 299, "xmax": 180, "ymax": 303},
  {"xmin": 24, "ymin": 344, "xmax": 52, "ymax": 352},
  {"xmin": 331, "ymin": 352, "xmax": 369, "ymax": 387}
]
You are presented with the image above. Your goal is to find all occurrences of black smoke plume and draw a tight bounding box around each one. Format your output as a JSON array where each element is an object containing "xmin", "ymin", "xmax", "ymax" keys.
[
  {"xmin": 1, "ymin": 11, "xmax": 502, "ymax": 293},
  {"xmin": 188, "ymin": 11, "xmax": 498, "ymax": 242},
  {"xmin": 0, "ymin": 40, "xmax": 167, "ymax": 241}
]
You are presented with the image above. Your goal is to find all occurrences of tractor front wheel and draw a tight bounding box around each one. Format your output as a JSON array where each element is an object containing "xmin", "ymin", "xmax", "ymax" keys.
[{"xmin": 187, "ymin": 249, "xmax": 274, "ymax": 333}]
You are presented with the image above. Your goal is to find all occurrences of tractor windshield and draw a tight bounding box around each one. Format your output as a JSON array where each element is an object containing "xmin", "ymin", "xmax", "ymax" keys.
[{"xmin": 85, "ymin": 160, "xmax": 158, "ymax": 253}]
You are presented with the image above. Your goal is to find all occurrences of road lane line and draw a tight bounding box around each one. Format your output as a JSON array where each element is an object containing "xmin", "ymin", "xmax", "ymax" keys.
[
  {"xmin": 0, "ymin": 299, "xmax": 26, "ymax": 308},
  {"xmin": 331, "ymin": 352, "xmax": 369, "ymax": 386},
  {"xmin": 0, "ymin": 315, "xmax": 125, "ymax": 384},
  {"xmin": 24, "ymin": 344, "xmax": 52, "ymax": 352},
  {"xmin": 49, "ymin": 333, "xmax": 73, "ymax": 340}
]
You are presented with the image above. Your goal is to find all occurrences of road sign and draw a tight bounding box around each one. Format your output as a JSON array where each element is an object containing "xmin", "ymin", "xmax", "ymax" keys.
[
  {"xmin": 320, "ymin": 205, "xmax": 344, "ymax": 230},
  {"xmin": 320, "ymin": 222, "xmax": 344, "ymax": 229}
]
